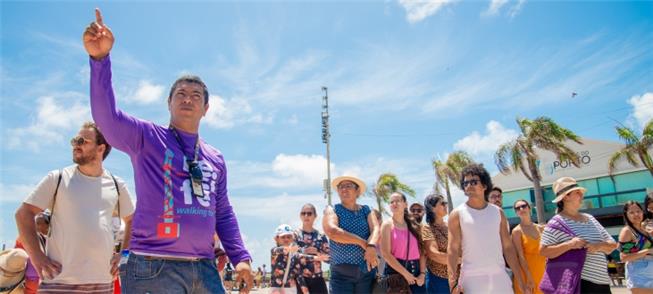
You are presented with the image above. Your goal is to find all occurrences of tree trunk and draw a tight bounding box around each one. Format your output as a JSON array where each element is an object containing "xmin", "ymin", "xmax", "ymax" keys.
[
  {"xmin": 444, "ymin": 180, "xmax": 454, "ymax": 212},
  {"xmin": 376, "ymin": 194, "xmax": 383, "ymax": 216},
  {"xmin": 529, "ymin": 163, "xmax": 546, "ymax": 224}
]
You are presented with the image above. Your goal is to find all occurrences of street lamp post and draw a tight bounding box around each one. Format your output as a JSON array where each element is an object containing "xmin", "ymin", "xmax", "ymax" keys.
[{"xmin": 321, "ymin": 87, "xmax": 332, "ymax": 205}]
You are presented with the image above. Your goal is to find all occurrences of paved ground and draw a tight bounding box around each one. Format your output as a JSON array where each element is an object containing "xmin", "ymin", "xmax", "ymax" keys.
[{"xmin": 236, "ymin": 286, "xmax": 630, "ymax": 293}]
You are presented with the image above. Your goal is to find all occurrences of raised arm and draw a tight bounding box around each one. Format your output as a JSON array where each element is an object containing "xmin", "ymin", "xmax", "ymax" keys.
[
  {"xmin": 446, "ymin": 210, "xmax": 462, "ymax": 293},
  {"xmin": 84, "ymin": 8, "xmax": 145, "ymax": 154}
]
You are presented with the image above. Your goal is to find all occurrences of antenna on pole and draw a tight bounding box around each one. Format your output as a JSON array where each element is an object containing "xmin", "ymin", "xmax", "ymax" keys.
[{"xmin": 321, "ymin": 87, "xmax": 332, "ymax": 205}]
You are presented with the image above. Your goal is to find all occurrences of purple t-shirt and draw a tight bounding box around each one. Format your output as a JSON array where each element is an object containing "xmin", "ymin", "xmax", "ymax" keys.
[{"xmin": 89, "ymin": 56, "xmax": 250, "ymax": 263}]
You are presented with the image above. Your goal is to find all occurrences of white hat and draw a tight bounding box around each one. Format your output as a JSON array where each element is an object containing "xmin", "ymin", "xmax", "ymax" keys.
[
  {"xmin": 332, "ymin": 175, "xmax": 366, "ymax": 195},
  {"xmin": 0, "ymin": 248, "xmax": 28, "ymax": 291},
  {"xmin": 275, "ymin": 224, "xmax": 294, "ymax": 237},
  {"xmin": 552, "ymin": 177, "xmax": 587, "ymax": 203}
]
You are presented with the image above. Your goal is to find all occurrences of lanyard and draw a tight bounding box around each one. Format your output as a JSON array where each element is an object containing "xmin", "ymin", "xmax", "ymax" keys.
[{"xmin": 169, "ymin": 126, "xmax": 201, "ymax": 164}]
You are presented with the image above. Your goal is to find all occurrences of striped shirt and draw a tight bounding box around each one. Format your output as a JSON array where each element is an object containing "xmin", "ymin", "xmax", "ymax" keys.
[{"xmin": 541, "ymin": 213, "xmax": 613, "ymax": 285}]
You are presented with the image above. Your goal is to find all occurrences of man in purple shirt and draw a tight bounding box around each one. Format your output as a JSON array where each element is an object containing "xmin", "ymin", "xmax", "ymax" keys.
[{"xmin": 83, "ymin": 9, "xmax": 252, "ymax": 293}]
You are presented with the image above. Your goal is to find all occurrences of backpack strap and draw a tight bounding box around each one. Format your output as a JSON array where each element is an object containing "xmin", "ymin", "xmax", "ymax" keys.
[
  {"xmin": 109, "ymin": 172, "xmax": 120, "ymax": 218},
  {"xmin": 47, "ymin": 170, "xmax": 63, "ymax": 238}
]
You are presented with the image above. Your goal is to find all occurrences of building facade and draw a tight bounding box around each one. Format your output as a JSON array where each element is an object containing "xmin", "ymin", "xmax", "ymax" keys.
[{"xmin": 492, "ymin": 138, "xmax": 652, "ymax": 236}]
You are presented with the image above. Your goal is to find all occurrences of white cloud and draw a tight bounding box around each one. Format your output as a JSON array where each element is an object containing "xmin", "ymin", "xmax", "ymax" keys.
[
  {"xmin": 203, "ymin": 95, "xmax": 272, "ymax": 129},
  {"xmin": 7, "ymin": 94, "xmax": 90, "ymax": 152},
  {"xmin": 628, "ymin": 92, "xmax": 653, "ymax": 130},
  {"xmin": 0, "ymin": 182, "xmax": 35, "ymax": 203},
  {"xmin": 229, "ymin": 154, "xmax": 332, "ymax": 190},
  {"xmin": 483, "ymin": 0, "xmax": 509, "ymax": 16},
  {"xmin": 508, "ymin": 0, "xmax": 526, "ymax": 18},
  {"xmin": 125, "ymin": 80, "xmax": 165, "ymax": 104},
  {"xmin": 398, "ymin": 0, "xmax": 454, "ymax": 23},
  {"xmin": 454, "ymin": 120, "xmax": 518, "ymax": 157}
]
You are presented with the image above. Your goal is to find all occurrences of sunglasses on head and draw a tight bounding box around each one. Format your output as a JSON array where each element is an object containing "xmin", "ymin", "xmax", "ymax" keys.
[
  {"xmin": 462, "ymin": 179, "xmax": 480, "ymax": 188},
  {"xmin": 70, "ymin": 136, "xmax": 93, "ymax": 146},
  {"xmin": 514, "ymin": 204, "xmax": 530, "ymax": 211},
  {"xmin": 300, "ymin": 211, "xmax": 314, "ymax": 216}
]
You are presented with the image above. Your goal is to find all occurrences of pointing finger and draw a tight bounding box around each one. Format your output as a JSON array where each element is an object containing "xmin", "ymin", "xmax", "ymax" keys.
[{"xmin": 95, "ymin": 8, "xmax": 103, "ymax": 26}]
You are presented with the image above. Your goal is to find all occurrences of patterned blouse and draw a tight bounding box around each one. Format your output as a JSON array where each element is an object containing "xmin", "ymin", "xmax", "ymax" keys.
[
  {"xmin": 295, "ymin": 229, "xmax": 330, "ymax": 278},
  {"xmin": 619, "ymin": 228, "xmax": 653, "ymax": 254},
  {"xmin": 421, "ymin": 223, "xmax": 448, "ymax": 278},
  {"xmin": 270, "ymin": 246, "xmax": 315, "ymax": 288}
]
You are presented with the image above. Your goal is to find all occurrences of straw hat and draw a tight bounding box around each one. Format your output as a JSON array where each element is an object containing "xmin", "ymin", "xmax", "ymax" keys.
[
  {"xmin": 332, "ymin": 175, "xmax": 366, "ymax": 195},
  {"xmin": 0, "ymin": 248, "xmax": 28, "ymax": 292},
  {"xmin": 552, "ymin": 177, "xmax": 587, "ymax": 203}
]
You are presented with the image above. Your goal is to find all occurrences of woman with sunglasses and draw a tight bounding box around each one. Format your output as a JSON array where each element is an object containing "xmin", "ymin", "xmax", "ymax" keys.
[
  {"xmin": 380, "ymin": 192, "xmax": 427, "ymax": 293},
  {"xmin": 511, "ymin": 199, "xmax": 544, "ymax": 294},
  {"xmin": 422, "ymin": 194, "xmax": 453, "ymax": 293},
  {"xmin": 295, "ymin": 203, "xmax": 330, "ymax": 294},
  {"xmin": 617, "ymin": 201, "xmax": 653, "ymax": 292}
]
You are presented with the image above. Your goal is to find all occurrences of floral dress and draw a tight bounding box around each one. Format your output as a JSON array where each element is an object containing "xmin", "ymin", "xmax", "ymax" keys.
[
  {"xmin": 270, "ymin": 246, "xmax": 316, "ymax": 289},
  {"xmin": 295, "ymin": 229, "xmax": 330, "ymax": 279}
]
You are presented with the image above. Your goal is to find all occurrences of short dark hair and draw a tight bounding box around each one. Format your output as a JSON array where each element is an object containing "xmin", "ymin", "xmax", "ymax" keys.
[
  {"xmin": 492, "ymin": 187, "xmax": 503, "ymax": 194},
  {"xmin": 460, "ymin": 163, "xmax": 493, "ymax": 199},
  {"xmin": 168, "ymin": 75, "xmax": 209, "ymax": 105},
  {"xmin": 82, "ymin": 121, "xmax": 111, "ymax": 160},
  {"xmin": 424, "ymin": 193, "xmax": 445, "ymax": 225}
]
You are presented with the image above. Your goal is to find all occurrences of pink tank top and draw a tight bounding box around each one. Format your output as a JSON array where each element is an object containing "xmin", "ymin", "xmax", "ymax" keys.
[{"xmin": 390, "ymin": 226, "xmax": 421, "ymax": 261}]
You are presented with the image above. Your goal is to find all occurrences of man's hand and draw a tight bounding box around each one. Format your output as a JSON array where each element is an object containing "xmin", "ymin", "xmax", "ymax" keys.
[
  {"xmin": 363, "ymin": 246, "xmax": 378, "ymax": 271},
  {"xmin": 235, "ymin": 261, "xmax": 253, "ymax": 294},
  {"xmin": 110, "ymin": 252, "xmax": 120, "ymax": 277},
  {"xmin": 30, "ymin": 252, "xmax": 62, "ymax": 280},
  {"xmin": 315, "ymin": 253, "xmax": 330, "ymax": 262},
  {"xmin": 83, "ymin": 8, "xmax": 114, "ymax": 60}
]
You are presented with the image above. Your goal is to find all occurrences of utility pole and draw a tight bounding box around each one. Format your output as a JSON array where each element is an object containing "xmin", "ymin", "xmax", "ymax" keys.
[{"xmin": 321, "ymin": 87, "xmax": 332, "ymax": 205}]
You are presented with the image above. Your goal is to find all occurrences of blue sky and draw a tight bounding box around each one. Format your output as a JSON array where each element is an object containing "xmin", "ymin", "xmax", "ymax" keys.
[{"xmin": 1, "ymin": 1, "xmax": 652, "ymax": 268}]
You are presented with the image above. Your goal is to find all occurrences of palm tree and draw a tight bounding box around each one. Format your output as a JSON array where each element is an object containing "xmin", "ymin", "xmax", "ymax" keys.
[
  {"xmin": 432, "ymin": 151, "xmax": 475, "ymax": 212},
  {"xmin": 372, "ymin": 173, "xmax": 416, "ymax": 216},
  {"xmin": 608, "ymin": 120, "xmax": 653, "ymax": 177},
  {"xmin": 495, "ymin": 117, "xmax": 582, "ymax": 224}
]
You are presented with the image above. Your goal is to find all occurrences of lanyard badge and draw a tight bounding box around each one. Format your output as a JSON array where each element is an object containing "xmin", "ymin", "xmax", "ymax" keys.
[{"xmin": 188, "ymin": 160, "xmax": 204, "ymax": 198}]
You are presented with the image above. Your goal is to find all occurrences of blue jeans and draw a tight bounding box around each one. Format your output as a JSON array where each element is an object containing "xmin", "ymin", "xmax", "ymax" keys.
[
  {"xmin": 425, "ymin": 270, "xmax": 449, "ymax": 294},
  {"xmin": 119, "ymin": 253, "xmax": 225, "ymax": 294},
  {"xmin": 329, "ymin": 264, "xmax": 375, "ymax": 293}
]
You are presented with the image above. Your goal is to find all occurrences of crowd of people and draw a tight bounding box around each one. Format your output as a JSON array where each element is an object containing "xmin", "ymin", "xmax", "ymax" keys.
[
  {"xmin": 1, "ymin": 8, "xmax": 653, "ymax": 294},
  {"xmin": 261, "ymin": 165, "xmax": 652, "ymax": 294}
]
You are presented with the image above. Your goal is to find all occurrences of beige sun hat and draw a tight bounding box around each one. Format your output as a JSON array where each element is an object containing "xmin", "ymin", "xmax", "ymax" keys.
[
  {"xmin": 0, "ymin": 248, "xmax": 28, "ymax": 291},
  {"xmin": 332, "ymin": 175, "xmax": 366, "ymax": 195},
  {"xmin": 552, "ymin": 177, "xmax": 587, "ymax": 203}
]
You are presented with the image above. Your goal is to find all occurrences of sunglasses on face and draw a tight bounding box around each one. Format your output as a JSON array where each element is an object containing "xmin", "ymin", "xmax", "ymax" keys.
[
  {"xmin": 300, "ymin": 212, "xmax": 314, "ymax": 216},
  {"xmin": 337, "ymin": 183, "xmax": 357, "ymax": 190},
  {"xmin": 410, "ymin": 209, "xmax": 423, "ymax": 213},
  {"xmin": 462, "ymin": 179, "xmax": 480, "ymax": 188},
  {"xmin": 70, "ymin": 136, "xmax": 93, "ymax": 146},
  {"xmin": 441, "ymin": 202, "xmax": 448, "ymax": 207},
  {"xmin": 514, "ymin": 204, "xmax": 530, "ymax": 211}
]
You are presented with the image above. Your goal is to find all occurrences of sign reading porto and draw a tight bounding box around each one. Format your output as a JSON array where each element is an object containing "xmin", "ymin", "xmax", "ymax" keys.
[{"xmin": 551, "ymin": 150, "xmax": 592, "ymax": 171}]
